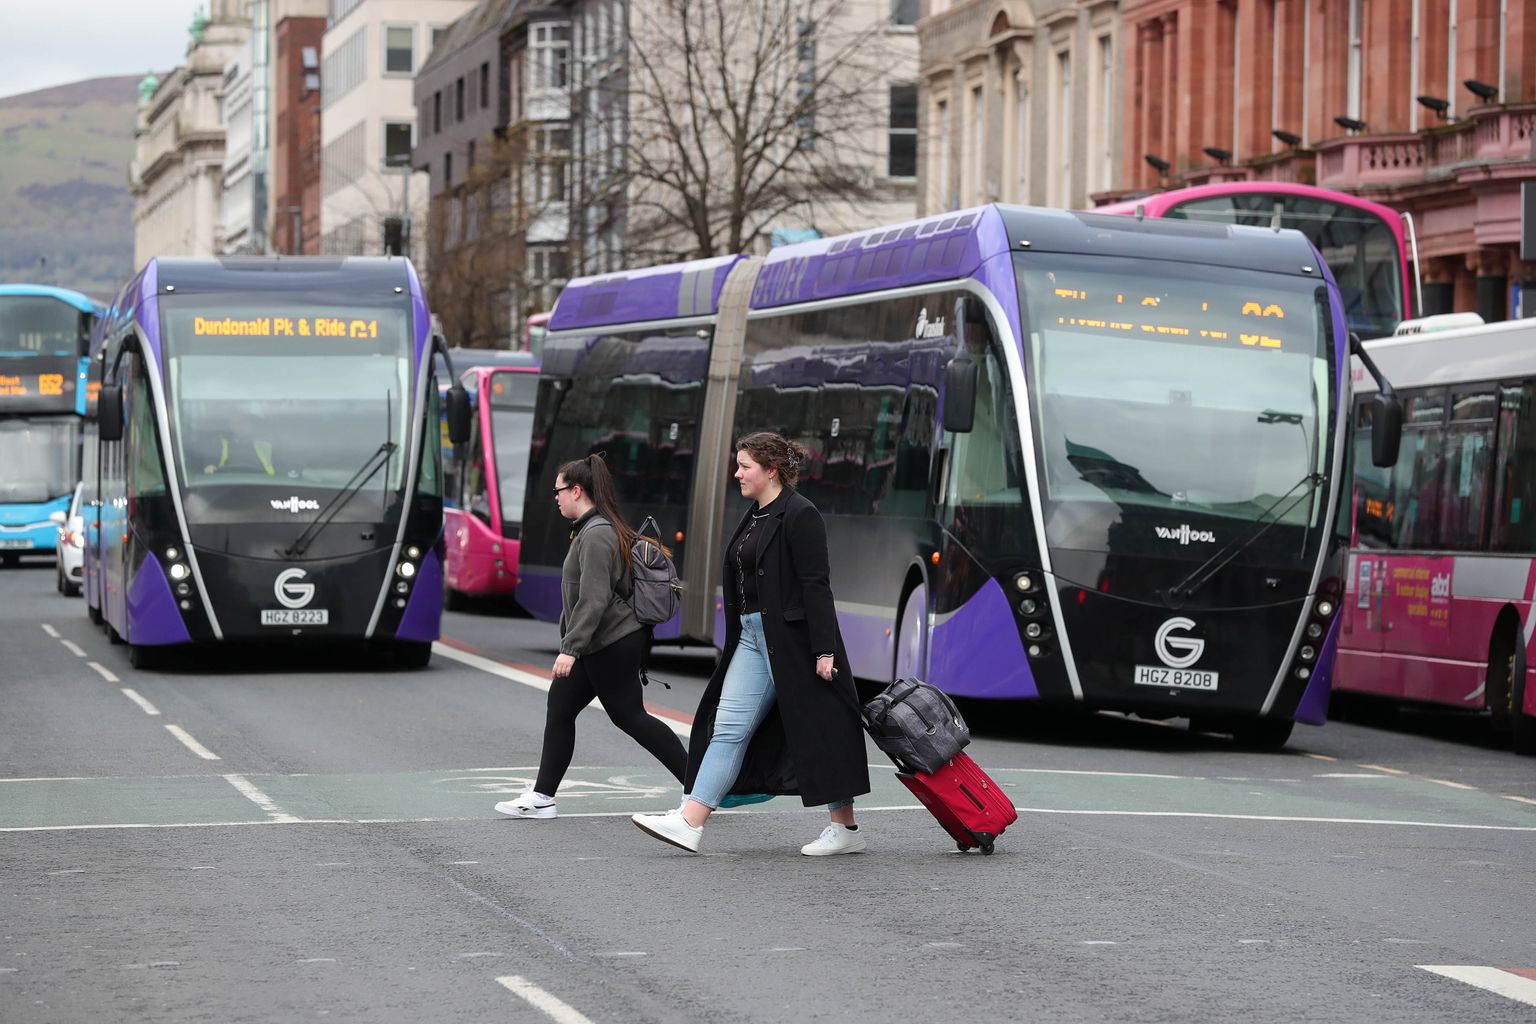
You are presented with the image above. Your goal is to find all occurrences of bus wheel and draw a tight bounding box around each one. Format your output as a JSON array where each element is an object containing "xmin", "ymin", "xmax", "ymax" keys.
[
  {"xmin": 128, "ymin": 644, "xmax": 159, "ymax": 670},
  {"xmin": 87, "ymin": 602, "xmax": 102, "ymax": 626},
  {"xmin": 394, "ymin": 641, "xmax": 432, "ymax": 670},
  {"xmin": 1, "ymin": 553, "xmax": 17, "ymax": 568},
  {"xmin": 893, "ymin": 583, "xmax": 927, "ymax": 682},
  {"xmin": 106, "ymin": 621, "xmax": 125, "ymax": 645},
  {"xmin": 1230, "ymin": 718, "xmax": 1294, "ymax": 750},
  {"xmin": 443, "ymin": 584, "xmax": 466, "ymax": 612}
]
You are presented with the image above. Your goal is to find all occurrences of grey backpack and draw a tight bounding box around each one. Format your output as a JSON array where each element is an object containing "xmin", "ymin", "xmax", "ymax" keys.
[
  {"xmin": 861, "ymin": 678, "xmax": 971, "ymax": 774},
  {"xmin": 624, "ymin": 516, "xmax": 682, "ymax": 627}
]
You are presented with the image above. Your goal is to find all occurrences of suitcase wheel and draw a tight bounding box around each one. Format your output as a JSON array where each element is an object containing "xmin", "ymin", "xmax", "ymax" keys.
[
  {"xmin": 980, "ymin": 840, "xmax": 995, "ymax": 855},
  {"xmin": 956, "ymin": 841, "xmax": 969, "ymax": 853}
]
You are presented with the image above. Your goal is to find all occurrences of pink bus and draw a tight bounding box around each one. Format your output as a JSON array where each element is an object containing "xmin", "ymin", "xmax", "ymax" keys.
[
  {"xmin": 444, "ymin": 362, "xmax": 539, "ymax": 608},
  {"xmin": 1096, "ymin": 182, "xmax": 1419, "ymax": 339},
  {"xmin": 1341, "ymin": 314, "xmax": 1536, "ymax": 754}
]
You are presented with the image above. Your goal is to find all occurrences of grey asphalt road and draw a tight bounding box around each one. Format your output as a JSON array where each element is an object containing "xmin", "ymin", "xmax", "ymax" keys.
[{"xmin": 3, "ymin": 564, "xmax": 1534, "ymax": 1024}]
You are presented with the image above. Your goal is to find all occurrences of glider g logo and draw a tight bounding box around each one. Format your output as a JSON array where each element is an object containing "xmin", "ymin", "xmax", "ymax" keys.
[
  {"xmin": 274, "ymin": 568, "xmax": 316, "ymax": 609},
  {"xmin": 1154, "ymin": 617, "xmax": 1205, "ymax": 669}
]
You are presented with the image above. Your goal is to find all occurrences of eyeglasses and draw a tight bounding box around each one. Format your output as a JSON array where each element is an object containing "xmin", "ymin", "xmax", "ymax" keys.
[{"xmin": 553, "ymin": 484, "xmax": 574, "ymax": 496}]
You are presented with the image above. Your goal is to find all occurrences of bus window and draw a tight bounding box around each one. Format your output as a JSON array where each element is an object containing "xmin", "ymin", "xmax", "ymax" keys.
[
  {"xmin": 1491, "ymin": 383, "xmax": 1536, "ymax": 553},
  {"xmin": 1388, "ymin": 390, "xmax": 1446, "ymax": 548}
]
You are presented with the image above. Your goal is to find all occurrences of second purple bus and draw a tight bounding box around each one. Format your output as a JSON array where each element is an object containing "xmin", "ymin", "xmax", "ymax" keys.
[{"xmin": 520, "ymin": 205, "xmax": 1401, "ymax": 748}]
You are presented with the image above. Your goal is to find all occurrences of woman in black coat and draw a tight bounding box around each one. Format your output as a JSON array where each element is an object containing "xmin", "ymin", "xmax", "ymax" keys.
[{"xmin": 632, "ymin": 432, "xmax": 870, "ymax": 855}]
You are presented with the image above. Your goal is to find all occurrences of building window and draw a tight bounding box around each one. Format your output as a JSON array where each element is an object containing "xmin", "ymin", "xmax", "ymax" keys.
[
  {"xmin": 933, "ymin": 97, "xmax": 951, "ymax": 210},
  {"xmin": 445, "ymin": 151, "xmax": 453, "ymax": 187},
  {"xmin": 467, "ymin": 139, "xmax": 476, "ymax": 172},
  {"xmin": 383, "ymin": 121, "xmax": 413, "ymax": 168},
  {"xmin": 890, "ymin": 0, "xmax": 919, "ymax": 26},
  {"xmin": 1055, "ymin": 50, "xmax": 1072, "ymax": 207},
  {"xmin": 433, "ymin": 91, "xmax": 442, "ymax": 133},
  {"xmin": 385, "ymin": 25, "xmax": 414, "ymax": 75},
  {"xmin": 888, "ymin": 84, "xmax": 917, "ymax": 178},
  {"xmin": 456, "ymin": 77, "xmax": 466, "ymax": 121},
  {"xmin": 432, "ymin": 25, "xmax": 448, "ymax": 51},
  {"xmin": 530, "ymin": 22, "xmax": 571, "ymax": 91},
  {"xmin": 1093, "ymin": 34, "xmax": 1114, "ymax": 193},
  {"xmin": 529, "ymin": 245, "xmax": 570, "ymax": 283},
  {"xmin": 533, "ymin": 125, "xmax": 571, "ymax": 203},
  {"xmin": 321, "ymin": 28, "xmax": 365, "ymax": 108},
  {"xmin": 480, "ymin": 61, "xmax": 490, "ymax": 108}
]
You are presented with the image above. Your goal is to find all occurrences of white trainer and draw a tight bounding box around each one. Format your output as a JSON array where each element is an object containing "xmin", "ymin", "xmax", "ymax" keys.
[
  {"xmin": 801, "ymin": 823, "xmax": 866, "ymax": 856},
  {"xmin": 494, "ymin": 790, "xmax": 556, "ymax": 819},
  {"xmin": 631, "ymin": 809, "xmax": 703, "ymax": 853}
]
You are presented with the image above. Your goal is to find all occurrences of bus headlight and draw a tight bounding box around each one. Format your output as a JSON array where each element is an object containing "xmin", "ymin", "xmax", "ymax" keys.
[
  {"xmin": 1315, "ymin": 600, "xmax": 1334, "ymax": 618},
  {"xmin": 1024, "ymin": 622, "xmax": 1045, "ymax": 640},
  {"xmin": 176, "ymin": 582, "xmax": 191, "ymax": 596},
  {"xmin": 1296, "ymin": 666, "xmax": 1311, "ymax": 680},
  {"xmin": 1014, "ymin": 573, "xmax": 1035, "ymax": 593},
  {"xmin": 406, "ymin": 546, "xmax": 421, "ymax": 560},
  {"xmin": 395, "ymin": 581, "xmax": 410, "ymax": 594},
  {"xmin": 166, "ymin": 547, "xmax": 180, "ymax": 561},
  {"xmin": 1299, "ymin": 645, "xmax": 1316, "ymax": 662},
  {"xmin": 1306, "ymin": 622, "xmax": 1323, "ymax": 639},
  {"xmin": 1018, "ymin": 598, "xmax": 1038, "ymax": 616},
  {"xmin": 168, "ymin": 563, "xmax": 190, "ymax": 581},
  {"xmin": 396, "ymin": 561, "xmax": 416, "ymax": 579}
]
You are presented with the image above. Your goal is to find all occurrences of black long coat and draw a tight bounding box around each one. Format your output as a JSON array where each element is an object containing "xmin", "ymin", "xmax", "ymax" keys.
[{"xmin": 684, "ymin": 488, "xmax": 871, "ymax": 807}]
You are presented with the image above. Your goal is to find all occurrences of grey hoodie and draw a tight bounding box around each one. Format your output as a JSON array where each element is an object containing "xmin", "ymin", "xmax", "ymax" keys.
[{"xmin": 559, "ymin": 513, "xmax": 642, "ymax": 656}]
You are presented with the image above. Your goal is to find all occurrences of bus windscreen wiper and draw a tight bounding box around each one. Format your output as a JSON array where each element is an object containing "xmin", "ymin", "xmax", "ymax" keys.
[
  {"xmin": 278, "ymin": 441, "xmax": 398, "ymax": 560},
  {"xmin": 1166, "ymin": 471, "xmax": 1323, "ymax": 602}
]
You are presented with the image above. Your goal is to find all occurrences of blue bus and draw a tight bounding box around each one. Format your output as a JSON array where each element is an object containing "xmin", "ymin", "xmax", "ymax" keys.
[
  {"xmin": 519, "ymin": 205, "xmax": 1400, "ymax": 748},
  {"xmin": 0, "ymin": 285, "xmax": 101, "ymax": 565},
  {"xmin": 85, "ymin": 257, "xmax": 468, "ymax": 669}
]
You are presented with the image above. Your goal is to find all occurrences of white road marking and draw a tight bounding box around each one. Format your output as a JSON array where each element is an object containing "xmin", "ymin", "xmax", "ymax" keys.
[
  {"xmin": 1238, "ymin": 939, "xmax": 1270, "ymax": 944},
  {"xmin": 766, "ymin": 947, "xmax": 807, "ymax": 952},
  {"xmin": 41, "ymin": 623, "xmax": 59, "ymax": 638},
  {"xmin": 1500, "ymin": 794, "xmax": 1536, "ymax": 806},
  {"xmin": 600, "ymin": 951, "xmax": 647, "ymax": 957},
  {"xmin": 1417, "ymin": 966, "xmax": 1536, "ymax": 1008},
  {"xmin": 1005, "ymin": 768, "xmax": 1200, "ymax": 781},
  {"xmin": 1424, "ymin": 777, "xmax": 1476, "ymax": 791},
  {"xmin": 222, "ymin": 774, "xmax": 300, "ymax": 822},
  {"xmin": 1316, "ymin": 772, "xmax": 1391, "ymax": 778},
  {"xmin": 1302, "ymin": 752, "xmax": 1338, "ymax": 762},
  {"xmin": 60, "ymin": 640, "xmax": 86, "ymax": 658},
  {"xmin": 189, "ymin": 866, "xmax": 216, "ymax": 870},
  {"xmin": 46, "ymin": 869, "xmax": 84, "ymax": 875},
  {"xmin": 1358, "ymin": 763, "xmax": 1409, "ymax": 775},
  {"xmin": 458, "ymin": 952, "xmax": 501, "ymax": 959},
  {"xmin": 164, "ymin": 725, "xmax": 220, "ymax": 761},
  {"xmin": 298, "ymin": 958, "xmax": 337, "ymax": 964},
  {"xmin": 120, "ymin": 689, "xmax": 161, "ymax": 716},
  {"xmin": 450, "ymin": 860, "xmax": 481, "ymax": 865},
  {"xmin": 433, "ymin": 643, "xmax": 691, "ymax": 739},
  {"xmin": 495, "ymin": 975, "xmax": 598, "ymax": 1024},
  {"xmin": 1080, "ymin": 941, "xmax": 1117, "ymax": 946},
  {"xmin": 314, "ymin": 861, "xmax": 350, "ymax": 867},
  {"xmin": 87, "ymin": 661, "xmax": 119, "ymax": 683}
]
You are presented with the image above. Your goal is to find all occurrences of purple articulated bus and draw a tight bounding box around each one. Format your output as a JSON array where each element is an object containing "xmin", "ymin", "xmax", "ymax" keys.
[
  {"xmin": 85, "ymin": 257, "xmax": 469, "ymax": 670},
  {"xmin": 520, "ymin": 205, "xmax": 1400, "ymax": 747}
]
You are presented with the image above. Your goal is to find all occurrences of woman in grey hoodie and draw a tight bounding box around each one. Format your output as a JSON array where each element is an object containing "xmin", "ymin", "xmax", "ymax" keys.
[{"xmin": 495, "ymin": 454, "xmax": 688, "ymax": 819}]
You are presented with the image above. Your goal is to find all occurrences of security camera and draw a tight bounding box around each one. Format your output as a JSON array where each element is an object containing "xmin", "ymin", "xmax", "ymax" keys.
[
  {"xmin": 1463, "ymin": 79, "xmax": 1498, "ymax": 102},
  {"xmin": 1333, "ymin": 116, "xmax": 1367, "ymax": 133},
  {"xmin": 1201, "ymin": 146, "xmax": 1232, "ymax": 164},
  {"xmin": 1272, "ymin": 129, "xmax": 1303, "ymax": 147},
  {"xmin": 1143, "ymin": 153, "xmax": 1171, "ymax": 174},
  {"xmin": 1416, "ymin": 95, "xmax": 1451, "ymax": 118}
]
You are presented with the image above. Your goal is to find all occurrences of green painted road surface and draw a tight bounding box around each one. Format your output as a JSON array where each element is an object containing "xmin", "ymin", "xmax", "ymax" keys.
[{"xmin": 5, "ymin": 765, "xmax": 1535, "ymax": 832}]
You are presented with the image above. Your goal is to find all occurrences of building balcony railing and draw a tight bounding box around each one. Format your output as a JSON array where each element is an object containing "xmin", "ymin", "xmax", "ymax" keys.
[{"xmin": 1315, "ymin": 103, "xmax": 1536, "ymax": 189}]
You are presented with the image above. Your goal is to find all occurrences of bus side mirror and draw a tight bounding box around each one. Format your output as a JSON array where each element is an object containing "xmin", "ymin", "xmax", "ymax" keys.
[
  {"xmin": 942, "ymin": 352, "xmax": 978, "ymax": 433},
  {"xmin": 1370, "ymin": 392, "xmax": 1402, "ymax": 468},
  {"xmin": 447, "ymin": 383, "xmax": 472, "ymax": 445},
  {"xmin": 99, "ymin": 383, "xmax": 124, "ymax": 442}
]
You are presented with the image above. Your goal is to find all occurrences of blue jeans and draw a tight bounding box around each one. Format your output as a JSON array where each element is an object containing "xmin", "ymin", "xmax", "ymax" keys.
[{"xmin": 690, "ymin": 612, "xmax": 852, "ymax": 812}]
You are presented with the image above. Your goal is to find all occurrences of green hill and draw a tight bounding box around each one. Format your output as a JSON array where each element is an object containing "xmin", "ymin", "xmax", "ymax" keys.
[{"xmin": 0, "ymin": 76, "xmax": 141, "ymax": 301}]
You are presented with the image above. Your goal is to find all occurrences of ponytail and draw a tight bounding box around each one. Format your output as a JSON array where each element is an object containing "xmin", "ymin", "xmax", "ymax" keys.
[{"xmin": 559, "ymin": 452, "xmax": 638, "ymax": 576}]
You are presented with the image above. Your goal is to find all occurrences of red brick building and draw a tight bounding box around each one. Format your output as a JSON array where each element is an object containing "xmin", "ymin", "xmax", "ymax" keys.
[
  {"xmin": 272, "ymin": 14, "xmax": 326, "ymax": 255},
  {"xmin": 1107, "ymin": 0, "xmax": 1536, "ymax": 320}
]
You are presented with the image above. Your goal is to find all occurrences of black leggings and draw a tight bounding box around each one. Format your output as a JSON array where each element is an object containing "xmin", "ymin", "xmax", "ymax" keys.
[{"xmin": 534, "ymin": 628, "xmax": 688, "ymax": 796}]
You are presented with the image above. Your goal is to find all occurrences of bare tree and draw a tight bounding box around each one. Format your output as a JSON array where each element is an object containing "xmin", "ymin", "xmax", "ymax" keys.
[{"xmin": 609, "ymin": 0, "xmax": 900, "ymax": 263}]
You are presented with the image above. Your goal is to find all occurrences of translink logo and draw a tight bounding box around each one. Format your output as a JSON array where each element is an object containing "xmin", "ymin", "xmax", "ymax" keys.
[
  {"xmin": 271, "ymin": 496, "xmax": 321, "ymax": 513},
  {"xmin": 1154, "ymin": 524, "xmax": 1216, "ymax": 545}
]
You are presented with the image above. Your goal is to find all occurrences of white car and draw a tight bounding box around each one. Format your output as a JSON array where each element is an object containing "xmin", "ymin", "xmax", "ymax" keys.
[{"xmin": 55, "ymin": 483, "xmax": 84, "ymax": 597}]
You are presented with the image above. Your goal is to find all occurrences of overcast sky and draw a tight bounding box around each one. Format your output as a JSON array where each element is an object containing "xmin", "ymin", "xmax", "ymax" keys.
[{"xmin": 0, "ymin": 1, "xmax": 198, "ymax": 100}]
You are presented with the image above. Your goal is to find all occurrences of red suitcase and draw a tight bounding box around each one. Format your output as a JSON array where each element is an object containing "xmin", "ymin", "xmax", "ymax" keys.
[{"xmin": 897, "ymin": 751, "xmax": 1019, "ymax": 854}]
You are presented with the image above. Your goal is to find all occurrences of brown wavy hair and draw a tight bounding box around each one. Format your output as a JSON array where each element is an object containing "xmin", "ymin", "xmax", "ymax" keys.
[
  {"xmin": 559, "ymin": 453, "xmax": 637, "ymax": 575},
  {"xmin": 734, "ymin": 431, "xmax": 809, "ymax": 489}
]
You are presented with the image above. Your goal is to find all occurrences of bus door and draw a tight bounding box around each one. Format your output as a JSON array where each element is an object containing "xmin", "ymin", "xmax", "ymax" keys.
[{"xmin": 1343, "ymin": 400, "xmax": 1391, "ymax": 684}]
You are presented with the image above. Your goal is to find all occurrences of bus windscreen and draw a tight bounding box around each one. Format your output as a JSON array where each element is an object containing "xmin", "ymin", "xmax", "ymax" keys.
[
  {"xmin": 1021, "ymin": 257, "xmax": 1334, "ymax": 538},
  {"xmin": 158, "ymin": 300, "xmax": 414, "ymax": 503}
]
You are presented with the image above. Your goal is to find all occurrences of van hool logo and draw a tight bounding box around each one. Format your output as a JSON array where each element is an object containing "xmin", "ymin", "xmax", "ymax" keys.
[
  {"xmin": 1155, "ymin": 524, "xmax": 1216, "ymax": 545},
  {"xmin": 914, "ymin": 307, "xmax": 948, "ymax": 339},
  {"xmin": 1154, "ymin": 616, "xmax": 1205, "ymax": 669},
  {"xmin": 271, "ymin": 496, "xmax": 321, "ymax": 513}
]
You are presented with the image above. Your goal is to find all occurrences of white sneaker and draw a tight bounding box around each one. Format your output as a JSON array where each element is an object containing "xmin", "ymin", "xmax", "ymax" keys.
[
  {"xmin": 494, "ymin": 790, "xmax": 556, "ymax": 819},
  {"xmin": 631, "ymin": 808, "xmax": 703, "ymax": 853},
  {"xmin": 801, "ymin": 823, "xmax": 866, "ymax": 856}
]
